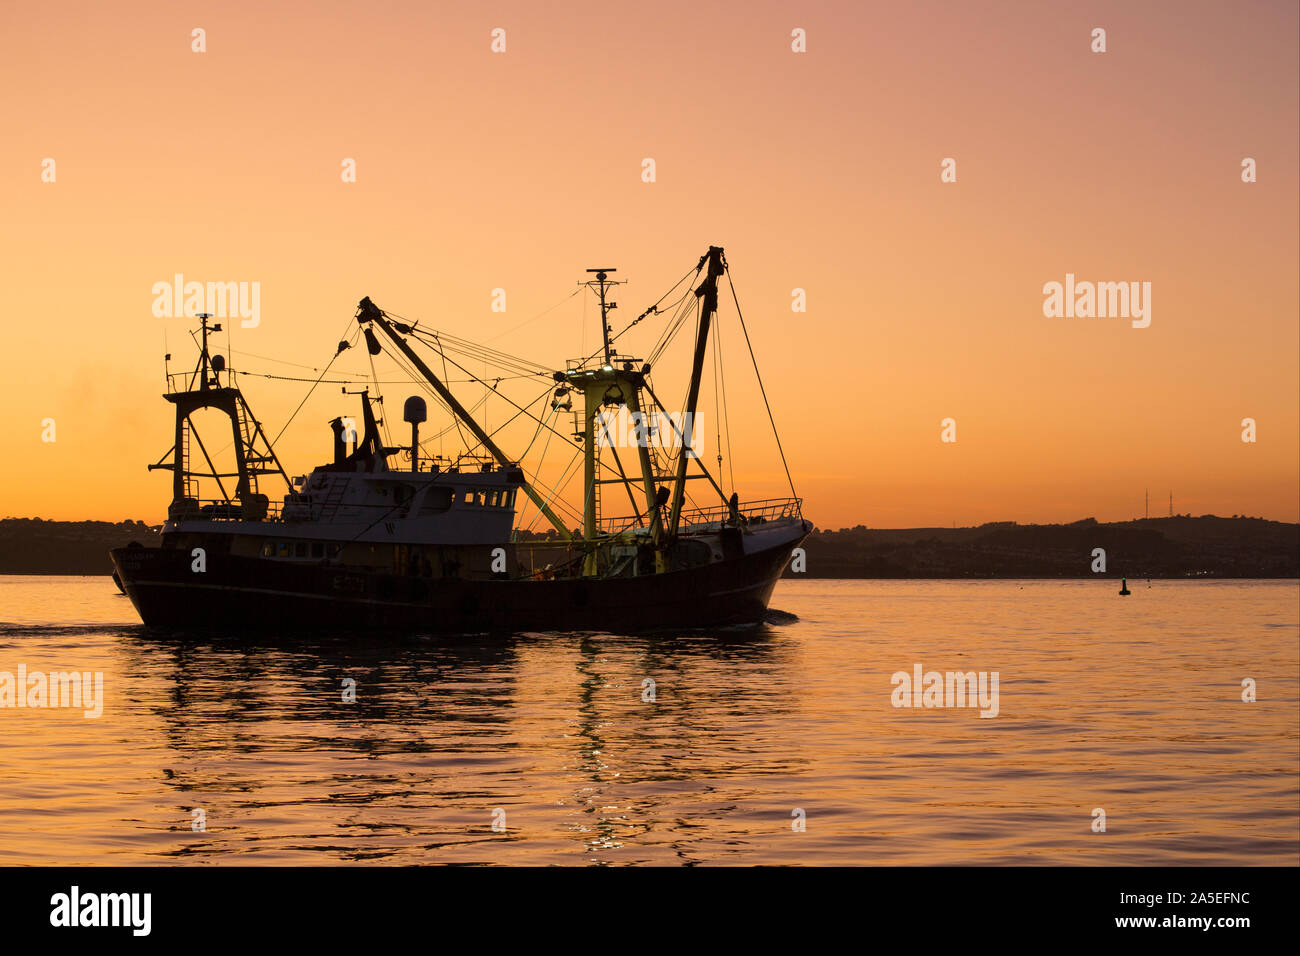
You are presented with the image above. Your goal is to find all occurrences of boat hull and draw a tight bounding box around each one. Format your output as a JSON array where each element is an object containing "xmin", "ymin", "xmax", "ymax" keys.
[{"xmin": 109, "ymin": 523, "xmax": 809, "ymax": 634}]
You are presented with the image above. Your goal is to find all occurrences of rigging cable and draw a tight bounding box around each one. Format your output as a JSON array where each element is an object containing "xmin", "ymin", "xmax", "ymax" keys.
[
  {"xmin": 483, "ymin": 288, "xmax": 582, "ymax": 344},
  {"xmin": 514, "ymin": 396, "xmax": 565, "ymax": 533},
  {"xmin": 647, "ymin": 290, "xmax": 701, "ymax": 368},
  {"xmin": 711, "ymin": 312, "xmax": 726, "ymax": 504},
  {"xmin": 366, "ymin": 345, "xmax": 393, "ymax": 451},
  {"xmin": 601, "ymin": 263, "xmax": 699, "ymax": 356},
  {"xmin": 234, "ymin": 369, "xmax": 539, "ymax": 386},
  {"xmin": 716, "ymin": 303, "xmax": 736, "ymax": 494},
  {"xmin": 396, "ymin": 325, "xmax": 632, "ymax": 483},
  {"xmin": 434, "ymin": 331, "xmax": 471, "ymax": 454},
  {"xmin": 524, "ymin": 448, "xmax": 585, "ymax": 532},
  {"xmin": 723, "ymin": 259, "xmax": 799, "ymax": 502},
  {"xmin": 270, "ymin": 320, "xmax": 360, "ymax": 447},
  {"xmin": 362, "ymin": 313, "xmax": 638, "ymax": 492}
]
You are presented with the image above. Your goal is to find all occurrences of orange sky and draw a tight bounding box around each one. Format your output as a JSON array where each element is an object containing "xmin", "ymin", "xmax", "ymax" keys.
[{"xmin": 2, "ymin": 0, "xmax": 1296, "ymax": 529}]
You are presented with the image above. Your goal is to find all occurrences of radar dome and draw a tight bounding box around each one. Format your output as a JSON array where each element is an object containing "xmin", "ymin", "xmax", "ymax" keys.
[{"xmin": 403, "ymin": 395, "xmax": 427, "ymax": 424}]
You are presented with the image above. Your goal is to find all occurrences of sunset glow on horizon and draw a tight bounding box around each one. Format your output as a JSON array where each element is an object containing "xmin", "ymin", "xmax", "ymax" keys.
[{"xmin": 3, "ymin": 0, "xmax": 1296, "ymax": 529}]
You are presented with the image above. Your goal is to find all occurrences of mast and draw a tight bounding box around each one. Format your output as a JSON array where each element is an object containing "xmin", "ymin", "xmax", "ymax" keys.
[
  {"xmin": 358, "ymin": 297, "xmax": 573, "ymax": 541},
  {"xmin": 587, "ymin": 268, "xmax": 617, "ymax": 366},
  {"xmin": 665, "ymin": 246, "xmax": 724, "ymax": 540},
  {"xmin": 151, "ymin": 313, "xmax": 291, "ymax": 519},
  {"xmin": 190, "ymin": 312, "xmax": 218, "ymax": 392},
  {"xmin": 566, "ymin": 266, "xmax": 677, "ymax": 573},
  {"xmin": 578, "ymin": 268, "xmax": 641, "ymax": 541}
]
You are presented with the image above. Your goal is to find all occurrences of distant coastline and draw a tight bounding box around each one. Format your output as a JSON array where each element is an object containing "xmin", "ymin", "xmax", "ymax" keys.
[
  {"xmin": 1, "ymin": 515, "xmax": 1296, "ymax": 579},
  {"xmin": 0, "ymin": 519, "xmax": 158, "ymax": 575},
  {"xmin": 790, "ymin": 516, "xmax": 1298, "ymax": 578}
]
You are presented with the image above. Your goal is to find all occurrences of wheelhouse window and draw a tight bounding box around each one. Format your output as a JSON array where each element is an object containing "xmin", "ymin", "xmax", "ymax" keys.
[{"xmin": 418, "ymin": 487, "xmax": 453, "ymax": 515}]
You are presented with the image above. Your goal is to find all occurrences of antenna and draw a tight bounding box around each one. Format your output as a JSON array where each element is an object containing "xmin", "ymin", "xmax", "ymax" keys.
[
  {"xmin": 193, "ymin": 313, "xmax": 222, "ymax": 391},
  {"xmin": 584, "ymin": 268, "xmax": 624, "ymax": 367}
]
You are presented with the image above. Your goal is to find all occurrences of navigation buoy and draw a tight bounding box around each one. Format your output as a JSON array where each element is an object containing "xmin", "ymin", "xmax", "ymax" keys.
[{"xmin": 1119, "ymin": 577, "xmax": 1131, "ymax": 596}]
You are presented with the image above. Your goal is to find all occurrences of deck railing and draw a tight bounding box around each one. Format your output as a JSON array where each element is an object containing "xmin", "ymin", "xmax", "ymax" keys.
[
  {"xmin": 594, "ymin": 496, "xmax": 802, "ymax": 535},
  {"xmin": 171, "ymin": 494, "xmax": 804, "ymax": 533},
  {"xmin": 167, "ymin": 498, "xmax": 286, "ymax": 522}
]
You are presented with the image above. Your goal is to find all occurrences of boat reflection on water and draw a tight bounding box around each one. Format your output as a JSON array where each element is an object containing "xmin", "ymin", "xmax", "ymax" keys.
[{"xmin": 120, "ymin": 615, "xmax": 803, "ymax": 863}]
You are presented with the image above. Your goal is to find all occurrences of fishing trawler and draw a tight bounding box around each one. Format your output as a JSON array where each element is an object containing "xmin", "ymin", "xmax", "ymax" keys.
[{"xmin": 111, "ymin": 246, "xmax": 810, "ymax": 633}]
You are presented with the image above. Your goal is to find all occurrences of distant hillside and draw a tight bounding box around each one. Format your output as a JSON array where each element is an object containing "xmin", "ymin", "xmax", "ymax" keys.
[
  {"xmin": 787, "ymin": 516, "xmax": 1299, "ymax": 578},
  {"xmin": 0, "ymin": 515, "xmax": 1295, "ymax": 578},
  {"xmin": 0, "ymin": 519, "xmax": 160, "ymax": 574}
]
